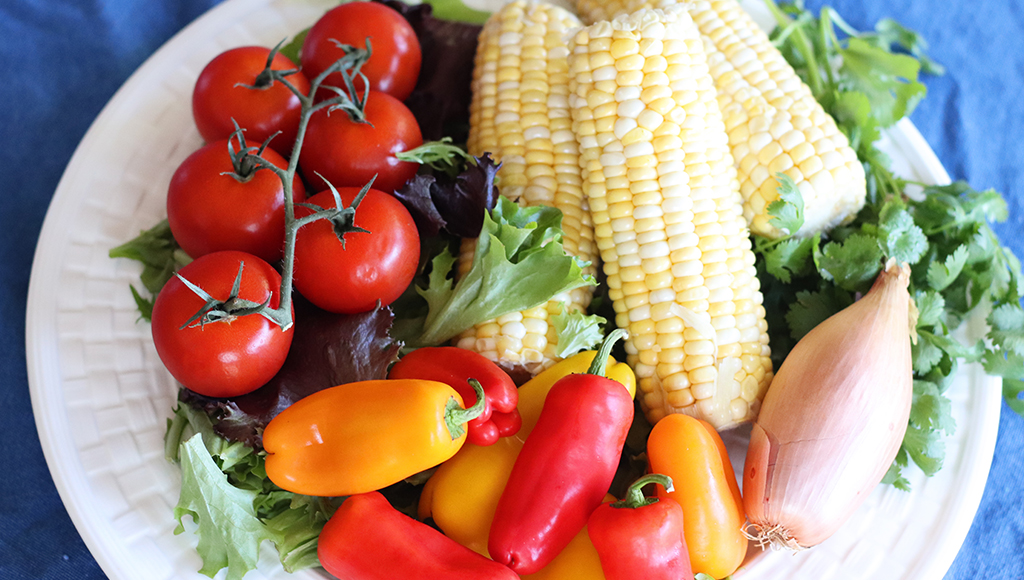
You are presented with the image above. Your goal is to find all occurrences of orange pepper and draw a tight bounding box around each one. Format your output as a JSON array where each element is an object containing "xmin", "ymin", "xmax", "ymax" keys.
[
  {"xmin": 263, "ymin": 379, "xmax": 484, "ymax": 496},
  {"xmin": 418, "ymin": 351, "xmax": 636, "ymax": 556},
  {"xmin": 646, "ymin": 414, "xmax": 747, "ymax": 579}
]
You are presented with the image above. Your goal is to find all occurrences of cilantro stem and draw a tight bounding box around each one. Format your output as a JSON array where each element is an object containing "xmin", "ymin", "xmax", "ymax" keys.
[{"xmin": 765, "ymin": 0, "xmax": 824, "ymax": 97}]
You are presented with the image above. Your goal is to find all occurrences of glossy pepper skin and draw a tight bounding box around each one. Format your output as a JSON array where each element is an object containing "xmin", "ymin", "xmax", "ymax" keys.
[
  {"xmin": 318, "ymin": 491, "xmax": 519, "ymax": 580},
  {"xmin": 521, "ymin": 495, "xmax": 615, "ymax": 580},
  {"xmin": 388, "ymin": 346, "xmax": 521, "ymax": 446},
  {"xmin": 418, "ymin": 350, "xmax": 636, "ymax": 557},
  {"xmin": 647, "ymin": 414, "xmax": 748, "ymax": 579},
  {"xmin": 488, "ymin": 330, "xmax": 634, "ymax": 574},
  {"xmin": 263, "ymin": 379, "xmax": 483, "ymax": 497},
  {"xmin": 588, "ymin": 475, "xmax": 694, "ymax": 580}
]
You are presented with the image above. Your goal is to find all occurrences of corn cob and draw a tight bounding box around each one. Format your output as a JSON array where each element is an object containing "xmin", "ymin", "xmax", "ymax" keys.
[
  {"xmin": 454, "ymin": 0, "xmax": 599, "ymax": 376},
  {"xmin": 567, "ymin": 6, "xmax": 774, "ymax": 429},
  {"xmin": 574, "ymin": 0, "xmax": 866, "ymax": 239}
]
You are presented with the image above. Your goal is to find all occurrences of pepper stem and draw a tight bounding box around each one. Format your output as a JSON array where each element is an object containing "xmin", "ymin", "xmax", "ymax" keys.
[
  {"xmin": 444, "ymin": 379, "xmax": 487, "ymax": 441},
  {"xmin": 586, "ymin": 328, "xmax": 627, "ymax": 377},
  {"xmin": 610, "ymin": 474, "xmax": 675, "ymax": 510}
]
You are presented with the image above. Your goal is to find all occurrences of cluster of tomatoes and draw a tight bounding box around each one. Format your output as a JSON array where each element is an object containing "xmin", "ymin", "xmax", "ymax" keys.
[{"xmin": 151, "ymin": 2, "xmax": 428, "ymax": 399}]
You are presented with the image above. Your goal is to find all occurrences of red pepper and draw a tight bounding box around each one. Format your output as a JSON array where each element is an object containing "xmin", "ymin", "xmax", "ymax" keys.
[
  {"xmin": 587, "ymin": 474, "xmax": 694, "ymax": 580},
  {"xmin": 318, "ymin": 491, "xmax": 519, "ymax": 580},
  {"xmin": 488, "ymin": 329, "xmax": 633, "ymax": 574},
  {"xmin": 388, "ymin": 346, "xmax": 521, "ymax": 445}
]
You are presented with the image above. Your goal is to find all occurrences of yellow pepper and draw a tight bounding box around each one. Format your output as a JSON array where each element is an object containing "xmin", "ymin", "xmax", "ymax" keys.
[
  {"xmin": 264, "ymin": 379, "xmax": 484, "ymax": 497},
  {"xmin": 418, "ymin": 351, "xmax": 635, "ymax": 556},
  {"xmin": 520, "ymin": 495, "xmax": 615, "ymax": 580}
]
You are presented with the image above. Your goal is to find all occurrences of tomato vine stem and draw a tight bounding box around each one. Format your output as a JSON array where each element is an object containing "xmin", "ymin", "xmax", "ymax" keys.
[{"xmin": 243, "ymin": 39, "xmax": 374, "ymax": 330}]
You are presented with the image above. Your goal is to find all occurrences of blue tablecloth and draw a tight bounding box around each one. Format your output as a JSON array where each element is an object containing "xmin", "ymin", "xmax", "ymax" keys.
[{"xmin": 1, "ymin": 0, "xmax": 1021, "ymax": 578}]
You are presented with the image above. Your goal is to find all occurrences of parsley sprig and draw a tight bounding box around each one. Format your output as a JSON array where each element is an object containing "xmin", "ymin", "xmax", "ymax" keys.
[{"xmin": 758, "ymin": 0, "xmax": 1024, "ymax": 489}]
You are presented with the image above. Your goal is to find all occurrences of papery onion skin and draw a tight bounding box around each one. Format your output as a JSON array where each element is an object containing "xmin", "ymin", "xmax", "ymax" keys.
[{"xmin": 743, "ymin": 260, "xmax": 913, "ymax": 549}]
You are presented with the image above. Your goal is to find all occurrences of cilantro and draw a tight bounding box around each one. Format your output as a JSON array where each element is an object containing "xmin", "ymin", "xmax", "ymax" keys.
[
  {"xmin": 817, "ymin": 233, "xmax": 884, "ymax": 292},
  {"xmin": 784, "ymin": 285, "xmax": 854, "ymax": 342},
  {"xmin": 925, "ymin": 245, "xmax": 969, "ymax": 291},
  {"xmin": 766, "ymin": 173, "xmax": 805, "ymax": 235},
  {"xmin": 1003, "ymin": 379, "xmax": 1024, "ymax": 416},
  {"xmin": 763, "ymin": 236, "xmax": 816, "ymax": 283},
  {"xmin": 988, "ymin": 303, "xmax": 1024, "ymax": 357},
  {"xmin": 761, "ymin": 1, "xmax": 1024, "ymax": 491},
  {"xmin": 550, "ymin": 304, "xmax": 606, "ymax": 359},
  {"xmin": 914, "ymin": 290, "xmax": 945, "ymax": 329},
  {"xmin": 839, "ymin": 37, "xmax": 926, "ymax": 129},
  {"xmin": 878, "ymin": 201, "xmax": 928, "ymax": 264},
  {"xmin": 911, "ymin": 380, "xmax": 956, "ymax": 436}
]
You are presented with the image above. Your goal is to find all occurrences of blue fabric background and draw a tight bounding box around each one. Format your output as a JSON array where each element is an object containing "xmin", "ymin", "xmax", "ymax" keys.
[{"xmin": 0, "ymin": 0, "xmax": 1020, "ymax": 578}]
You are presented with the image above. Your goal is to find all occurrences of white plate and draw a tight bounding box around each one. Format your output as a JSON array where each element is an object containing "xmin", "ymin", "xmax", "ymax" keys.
[{"xmin": 25, "ymin": 0, "xmax": 1003, "ymax": 579}]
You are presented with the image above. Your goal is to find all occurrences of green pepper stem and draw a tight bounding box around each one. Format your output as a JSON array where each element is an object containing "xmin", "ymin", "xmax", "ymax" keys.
[
  {"xmin": 586, "ymin": 328, "xmax": 627, "ymax": 377},
  {"xmin": 610, "ymin": 474, "xmax": 675, "ymax": 510},
  {"xmin": 444, "ymin": 379, "xmax": 487, "ymax": 441}
]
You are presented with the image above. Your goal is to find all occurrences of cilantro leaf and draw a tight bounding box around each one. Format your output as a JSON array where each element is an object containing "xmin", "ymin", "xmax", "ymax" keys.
[
  {"xmin": 551, "ymin": 305, "xmax": 606, "ymax": 358},
  {"xmin": 415, "ymin": 197, "xmax": 596, "ymax": 346},
  {"xmin": 817, "ymin": 233, "xmax": 884, "ymax": 291},
  {"xmin": 900, "ymin": 422, "xmax": 946, "ymax": 477},
  {"xmin": 926, "ymin": 245, "xmax": 969, "ymax": 291},
  {"xmin": 1003, "ymin": 379, "xmax": 1024, "ymax": 416},
  {"xmin": 765, "ymin": 173, "xmax": 805, "ymax": 236},
  {"xmin": 988, "ymin": 303, "xmax": 1024, "ymax": 357},
  {"xmin": 878, "ymin": 201, "xmax": 928, "ymax": 264},
  {"xmin": 174, "ymin": 435, "xmax": 272, "ymax": 580},
  {"xmin": 914, "ymin": 290, "xmax": 945, "ymax": 328},
  {"xmin": 911, "ymin": 380, "xmax": 956, "ymax": 435},
  {"xmin": 784, "ymin": 285, "xmax": 854, "ymax": 341},
  {"xmin": 871, "ymin": 18, "xmax": 945, "ymax": 76},
  {"xmin": 763, "ymin": 236, "xmax": 816, "ymax": 283},
  {"xmin": 912, "ymin": 330, "xmax": 947, "ymax": 375},
  {"xmin": 839, "ymin": 37, "xmax": 926, "ymax": 128},
  {"xmin": 882, "ymin": 460, "xmax": 911, "ymax": 492}
]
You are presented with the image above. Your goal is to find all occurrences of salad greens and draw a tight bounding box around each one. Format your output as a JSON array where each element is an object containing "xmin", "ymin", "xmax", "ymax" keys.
[
  {"xmin": 761, "ymin": 0, "xmax": 1024, "ymax": 489},
  {"xmin": 409, "ymin": 196, "xmax": 599, "ymax": 347},
  {"xmin": 167, "ymin": 404, "xmax": 336, "ymax": 579},
  {"xmin": 108, "ymin": 219, "xmax": 190, "ymax": 321}
]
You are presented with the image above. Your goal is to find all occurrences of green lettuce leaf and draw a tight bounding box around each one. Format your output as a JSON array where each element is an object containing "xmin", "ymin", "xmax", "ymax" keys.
[
  {"xmin": 174, "ymin": 435, "xmax": 272, "ymax": 580},
  {"xmin": 413, "ymin": 197, "xmax": 596, "ymax": 346},
  {"xmin": 551, "ymin": 304, "xmax": 607, "ymax": 358}
]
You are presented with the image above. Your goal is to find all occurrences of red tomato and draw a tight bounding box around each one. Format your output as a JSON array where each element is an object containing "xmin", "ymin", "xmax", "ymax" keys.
[
  {"xmin": 151, "ymin": 251, "xmax": 294, "ymax": 398},
  {"xmin": 293, "ymin": 187, "xmax": 419, "ymax": 314},
  {"xmin": 192, "ymin": 46, "xmax": 311, "ymax": 156},
  {"xmin": 299, "ymin": 90, "xmax": 422, "ymax": 194},
  {"xmin": 301, "ymin": 2, "xmax": 421, "ymax": 101},
  {"xmin": 166, "ymin": 139, "xmax": 307, "ymax": 263}
]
